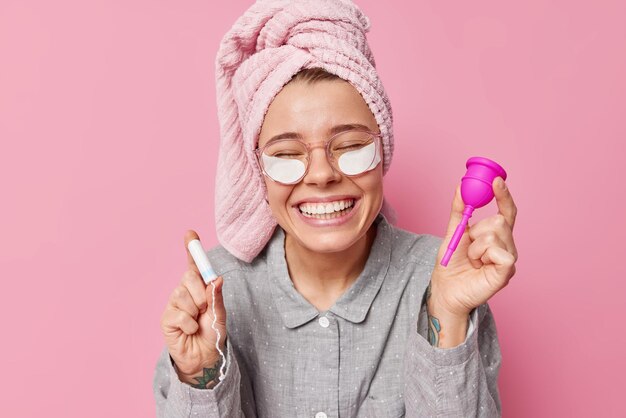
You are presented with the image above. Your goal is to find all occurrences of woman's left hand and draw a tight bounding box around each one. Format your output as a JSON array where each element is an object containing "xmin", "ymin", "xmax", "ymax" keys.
[{"xmin": 430, "ymin": 177, "xmax": 518, "ymax": 319}]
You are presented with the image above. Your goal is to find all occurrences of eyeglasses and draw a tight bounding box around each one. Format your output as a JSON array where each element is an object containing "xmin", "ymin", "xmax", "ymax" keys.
[{"xmin": 255, "ymin": 128, "xmax": 383, "ymax": 185}]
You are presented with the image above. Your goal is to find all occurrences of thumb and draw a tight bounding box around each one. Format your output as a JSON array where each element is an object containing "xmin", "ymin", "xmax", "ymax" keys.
[
  {"xmin": 444, "ymin": 184, "xmax": 468, "ymax": 238},
  {"xmin": 204, "ymin": 276, "xmax": 227, "ymax": 323},
  {"xmin": 184, "ymin": 230, "xmax": 201, "ymax": 274}
]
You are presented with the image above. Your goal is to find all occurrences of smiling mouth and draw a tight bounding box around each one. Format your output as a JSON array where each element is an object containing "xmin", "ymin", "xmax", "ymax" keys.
[{"xmin": 297, "ymin": 198, "xmax": 356, "ymax": 219}]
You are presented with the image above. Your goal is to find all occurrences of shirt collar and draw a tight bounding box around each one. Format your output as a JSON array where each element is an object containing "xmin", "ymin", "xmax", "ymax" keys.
[{"xmin": 267, "ymin": 213, "xmax": 392, "ymax": 329}]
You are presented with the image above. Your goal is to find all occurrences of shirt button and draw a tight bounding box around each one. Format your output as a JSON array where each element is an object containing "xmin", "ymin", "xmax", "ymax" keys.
[
  {"xmin": 318, "ymin": 316, "xmax": 330, "ymax": 328},
  {"xmin": 315, "ymin": 413, "xmax": 327, "ymax": 418}
]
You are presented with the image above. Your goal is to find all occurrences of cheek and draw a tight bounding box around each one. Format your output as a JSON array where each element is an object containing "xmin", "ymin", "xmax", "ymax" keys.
[
  {"xmin": 264, "ymin": 178, "xmax": 293, "ymax": 211},
  {"xmin": 357, "ymin": 169, "xmax": 384, "ymax": 200}
]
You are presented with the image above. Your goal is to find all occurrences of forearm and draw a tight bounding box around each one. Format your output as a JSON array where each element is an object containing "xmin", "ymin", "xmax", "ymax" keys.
[
  {"xmin": 407, "ymin": 301, "xmax": 502, "ymax": 417},
  {"xmin": 424, "ymin": 282, "xmax": 470, "ymax": 348}
]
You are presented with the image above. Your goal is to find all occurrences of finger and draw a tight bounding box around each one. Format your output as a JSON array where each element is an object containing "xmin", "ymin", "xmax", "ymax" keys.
[
  {"xmin": 204, "ymin": 276, "xmax": 227, "ymax": 324},
  {"xmin": 181, "ymin": 270, "xmax": 208, "ymax": 314},
  {"xmin": 480, "ymin": 246, "xmax": 516, "ymax": 286},
  {"xmin": 184, "ymin": 230, "xmax": 201, "ymax": 274},
  {"xmin": 168, "ymin": 285, "xmax": 200, "ymax": 318},
  {"xmin": 444, "ymin": 183, "xmax": 470, "ymax": 238},
  {"xmin": 468, "ymin": 215, "xmax": 518, "ymax": 261},
  {"xmin": 161, "ymin": 307, "xmax": 199, "ymax": 336},
  {"xmin": 492, "ymin": 177, "xmax": 517, "ymax": 231},
  {"xmin": 467, "ymin": 232, "xmax": 508, "ymax": 269}
]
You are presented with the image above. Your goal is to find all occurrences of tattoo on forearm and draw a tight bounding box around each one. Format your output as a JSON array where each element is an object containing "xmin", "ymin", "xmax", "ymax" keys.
[
  {"xmin": 189, "ymin": 358, "xmax": 224, "ymax": 389},
  {"xmin": 424, "ymin": 282, "xmax": 441, "ymax": 347},
  {"xmin": 428, "ymin": 315, "xmax": 441, "ymax": 347}
]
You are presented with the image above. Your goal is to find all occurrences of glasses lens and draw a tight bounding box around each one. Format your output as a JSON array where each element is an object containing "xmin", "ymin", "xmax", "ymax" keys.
[
  {"xmin": 261, "ymin": 140, "xmax": 307, "ymax": 184},
  {"xmin": 332, "ymin": 131, "xmax": 381, "ymax": 175}
]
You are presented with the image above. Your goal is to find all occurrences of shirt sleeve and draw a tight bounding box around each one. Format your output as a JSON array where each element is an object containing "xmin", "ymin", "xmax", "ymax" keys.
[
  {"xmin": 152, "ymin": 339, "xmax": 245, "ymax": 418},
  {"xmin": 404, "ymin": 302, "xmax": 502, "ymax": 417}
]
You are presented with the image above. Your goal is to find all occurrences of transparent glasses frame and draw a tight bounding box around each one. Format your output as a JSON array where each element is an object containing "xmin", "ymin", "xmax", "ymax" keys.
[{"xmin": 254, "ymin": 128, "xmax": 383, "ymax": 185}]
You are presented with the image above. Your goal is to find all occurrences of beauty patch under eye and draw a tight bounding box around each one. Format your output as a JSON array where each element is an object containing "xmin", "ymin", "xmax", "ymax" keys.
[
  {"xmin": 187, "ymin": 239, "xmax": 227, "ymax": 382},
  {"xmin": 262, "ymin": 154, "xmax": 306, "ymax": 183},
  {"xmin": 338, "ymin": 141, "xmax": 380, "ymax": 175}
]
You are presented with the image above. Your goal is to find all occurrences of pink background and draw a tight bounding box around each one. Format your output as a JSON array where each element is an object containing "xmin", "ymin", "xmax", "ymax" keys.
[{"xmin": 1, "ymin": 0, "xmax": 624, "ymax": 416}]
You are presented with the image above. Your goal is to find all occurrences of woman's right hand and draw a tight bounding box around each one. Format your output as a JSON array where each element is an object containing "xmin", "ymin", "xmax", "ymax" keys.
[{"xmin": 160, "ymin": 230, "xmax": 228, "ymax": 384}]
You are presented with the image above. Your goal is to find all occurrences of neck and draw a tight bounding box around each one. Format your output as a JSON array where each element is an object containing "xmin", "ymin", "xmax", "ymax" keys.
[{"xmin": 284, "ymin": 223, "xmax": 378, "ymax": 311}]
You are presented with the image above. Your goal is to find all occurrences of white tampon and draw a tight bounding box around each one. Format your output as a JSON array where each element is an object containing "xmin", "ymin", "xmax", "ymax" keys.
[
  {"xmin": 186, "ymin": 238, "xmax": 227, "ymax": 381},
  {"xmin": 187, "ymin": 239, "xmax": 218, "ymax": 284}
]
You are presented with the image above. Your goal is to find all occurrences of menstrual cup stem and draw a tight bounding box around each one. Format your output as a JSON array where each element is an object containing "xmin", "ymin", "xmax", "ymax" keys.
[{"xmin": 441, "ymin": 206, "xmax": 475, "ymax": 266}]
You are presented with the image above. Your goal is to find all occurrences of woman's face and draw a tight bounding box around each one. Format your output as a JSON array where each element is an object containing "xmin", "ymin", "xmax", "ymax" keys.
[{"xmin": 258, "ymin": 79, "xmax": 384, "ymax": 254}]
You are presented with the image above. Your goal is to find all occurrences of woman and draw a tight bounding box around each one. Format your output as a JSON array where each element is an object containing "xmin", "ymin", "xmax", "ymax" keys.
[{"xmin": 154, "ymin": 1, "xmax": 518, "ymax": 417}]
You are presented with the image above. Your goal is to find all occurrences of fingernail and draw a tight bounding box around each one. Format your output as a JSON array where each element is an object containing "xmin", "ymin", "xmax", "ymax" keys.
[{"xmin": 497, "ymin": 177, "xmax": 506, "ymax": 190}]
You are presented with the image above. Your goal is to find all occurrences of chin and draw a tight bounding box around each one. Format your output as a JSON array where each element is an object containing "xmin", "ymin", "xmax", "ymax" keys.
[{"xmin": 296, "ymin": 233, "xmax": 359, "ymax": 254}]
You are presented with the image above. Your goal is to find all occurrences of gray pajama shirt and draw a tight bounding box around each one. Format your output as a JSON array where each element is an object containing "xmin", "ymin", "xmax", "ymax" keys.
[{"xmin": 153, "ymin": 214, "xmax": 502, "ymax": 417}]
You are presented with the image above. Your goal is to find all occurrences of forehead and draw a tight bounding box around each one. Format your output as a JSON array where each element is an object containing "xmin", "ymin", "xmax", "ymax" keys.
[{"xmin": 258, "ymin": 80, "xmax": 378, "ymax": 147}]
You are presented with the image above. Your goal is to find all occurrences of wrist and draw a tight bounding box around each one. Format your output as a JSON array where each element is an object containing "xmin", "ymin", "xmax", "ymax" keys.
[
  {"xmin": 427, "ymin": 276, "xmax": 472, "ymax": 319},
  {"xmin": 426, "ymin": 297, "xmax": 470, "ymax": 323},
  {"xmin": 175, "ymin": 355, "xmax": 225, "ymax": 389}
]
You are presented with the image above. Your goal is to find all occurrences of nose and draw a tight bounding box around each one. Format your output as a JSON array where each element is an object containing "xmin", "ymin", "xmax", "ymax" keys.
[{"xmin": 302, "ymin": 147, "xmax": 341, "ymax": 187}]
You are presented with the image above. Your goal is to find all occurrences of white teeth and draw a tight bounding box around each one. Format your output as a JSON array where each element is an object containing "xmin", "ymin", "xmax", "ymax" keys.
[{"xmin": 298, "ymin": 199, "xmax": 355, "ymax": 215}]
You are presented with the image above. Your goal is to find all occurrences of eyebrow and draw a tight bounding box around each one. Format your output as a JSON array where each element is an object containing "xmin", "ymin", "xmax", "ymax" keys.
[{"xmin": 264, "ymin": 123, "xmax": 374, "ymax": 144}]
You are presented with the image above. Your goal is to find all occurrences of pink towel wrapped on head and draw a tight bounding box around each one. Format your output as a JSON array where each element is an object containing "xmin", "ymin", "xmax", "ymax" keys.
[{"xmin": 214, "ymin": 0, "xmax": 396, "ymax": 262}]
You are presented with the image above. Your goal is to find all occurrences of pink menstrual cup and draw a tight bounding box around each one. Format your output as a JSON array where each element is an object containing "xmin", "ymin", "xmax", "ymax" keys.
[{"xmin": 440, "ymin": 157, "xmax": 507, "ymax": 267}]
